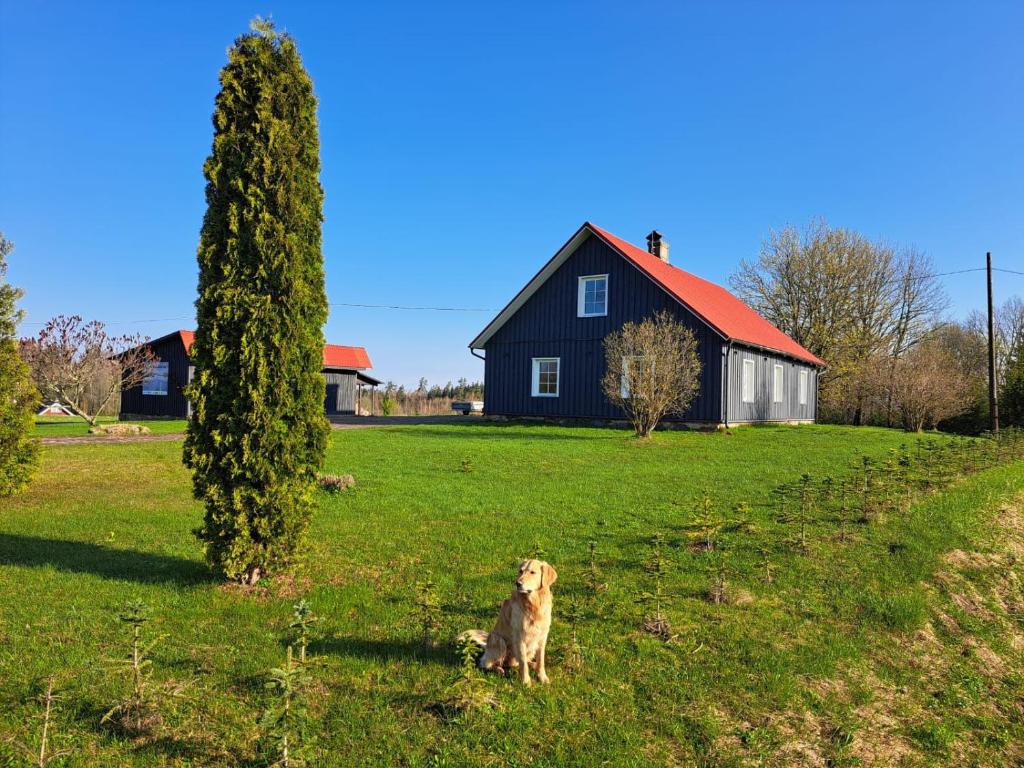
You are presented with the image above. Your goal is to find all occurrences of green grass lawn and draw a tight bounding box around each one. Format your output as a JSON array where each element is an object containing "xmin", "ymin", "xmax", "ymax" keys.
[
  {"xmin": 32, "ymin": 417, "xmax": 188, "ymax": 438},
  {"xmin": 1, "ymin": 423, "xmax": 1022, "ymax": 767}
]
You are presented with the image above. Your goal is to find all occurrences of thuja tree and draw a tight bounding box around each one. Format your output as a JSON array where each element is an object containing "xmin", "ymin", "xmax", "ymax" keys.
[
  {"xmin": 184, "ymin": 19, "xmax": 329, "ymax": 584},
  {"xmin": 0, "ymin": 232, "xmax": 39, "ymax": 497}
]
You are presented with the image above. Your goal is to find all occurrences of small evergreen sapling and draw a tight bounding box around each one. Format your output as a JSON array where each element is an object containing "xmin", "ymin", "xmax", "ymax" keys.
[
  {"xmin": 102, "ymin": 600, "xmax": 165, "ymax": 735},
  {"xmin": 290, "ymin": 600, "xmax": 319, "ymax": 665},
  {"xmin": 563, "ymin": 596, "xmax": 585, "ymax": 673},
  {"xmin": 414, "ymin": 578, "xmax": 442, "ymax": 648},
  {"xmin": 261, "ymin": 645, "xmax": 311, "ymax": 768},
  {"xmin": 442, "ymin": 634, "xmax": 497, "ymax": 714},
  {"xmin": 639, "ymin": 533, "xmax": 675, "ymax": 641},
  {"xmin": 585, "ymin": 540, "xmax": 608, "ymax": 598},
  {"xmin": 10, "ymin": 677, "xmax": 71, "ymax": 767}
]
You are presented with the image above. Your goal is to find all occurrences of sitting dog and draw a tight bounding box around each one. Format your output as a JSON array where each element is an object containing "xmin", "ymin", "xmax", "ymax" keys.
[{"xmin": 461, "ymin": 559, "xmax": 558, "ymax": 686}]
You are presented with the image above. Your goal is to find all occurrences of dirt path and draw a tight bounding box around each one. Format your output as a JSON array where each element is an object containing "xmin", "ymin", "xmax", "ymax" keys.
[{"xmin": 39, "ymin": 433, "xmax": 185, "ymax": 445}]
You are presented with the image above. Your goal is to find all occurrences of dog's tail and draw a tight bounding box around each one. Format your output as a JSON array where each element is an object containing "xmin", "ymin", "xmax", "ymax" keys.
[{"xmin": 457, "ymin": 629, "xmax": 489, "ymax": 648}]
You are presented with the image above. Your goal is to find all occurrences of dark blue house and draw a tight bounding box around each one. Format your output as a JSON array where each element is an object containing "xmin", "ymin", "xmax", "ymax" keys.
[{"xmin": 469, "ymin": 222, "xmax": 825, "ymax": 426}]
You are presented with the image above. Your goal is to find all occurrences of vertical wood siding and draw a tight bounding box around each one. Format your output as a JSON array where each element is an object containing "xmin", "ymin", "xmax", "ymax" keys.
[
  {"xmin": 483, "ymin": 234, "xmax": 724, "ymax": 421},
  {"xmin": 324, "ymin": 371, "xmax": 358, "ymax": 414},
  {"xmin": 724, "ymin": 346, "xmax": 818, "ymax": 423},
  {"xmin": 119, "ymin": 336, "xmax": 191, "ymax": 418}
]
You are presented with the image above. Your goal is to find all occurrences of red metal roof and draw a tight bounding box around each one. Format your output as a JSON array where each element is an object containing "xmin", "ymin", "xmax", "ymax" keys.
[
  {"xmin": 322, "ymin": 344, "xmax": 372, "ymax": 369},
  {"xmin": 586, "ymin": 224, "xmax": 825, "ymax": 366},
  {"xmin": 176, "ymin": 331, "xmax": 371, "ymax": 370}
]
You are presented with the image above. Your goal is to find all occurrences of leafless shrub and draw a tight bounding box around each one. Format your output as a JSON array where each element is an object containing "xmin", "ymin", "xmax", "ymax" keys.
[
  {"xmin": 890, "ymin": 335, "xmax": 973, "ymax": 432},
  {"xmin": 21, "ymin": 315, "xmax": 155, "ymax": 426},
  {"xmin": 601, "ymin": 311, "xmax": 702, "ymax": 438}
]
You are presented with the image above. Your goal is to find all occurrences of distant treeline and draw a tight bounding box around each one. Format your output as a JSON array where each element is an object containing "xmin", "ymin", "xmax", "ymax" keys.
[{"xmin": 373, "ymin": 378, "xmax": 484, "ymax": 416}]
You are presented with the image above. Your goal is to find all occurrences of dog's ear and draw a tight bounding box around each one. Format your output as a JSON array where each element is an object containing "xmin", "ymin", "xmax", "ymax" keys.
[{"xmin": 542, "ymin": 562, "xmax": 558, "ymax": 588}]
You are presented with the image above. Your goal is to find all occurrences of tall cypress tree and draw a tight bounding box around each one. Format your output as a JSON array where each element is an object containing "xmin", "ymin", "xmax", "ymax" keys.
[
  {"xmin": 0, "ymin": 232, "xmax": 39, "ymax": 497},
  {"xmin": 184, "ymin": 20, "xmax": 328, "ymax": 584}
]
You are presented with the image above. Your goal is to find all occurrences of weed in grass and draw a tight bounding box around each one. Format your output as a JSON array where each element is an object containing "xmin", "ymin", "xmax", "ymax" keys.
[
  {"xmin": 260, "ymin": 645, "xmax": 311, "ymax": 768},
  {"xmin": 639, "ymin": 532, "xmax": 675, "ymax": 641},
  {"xmin": 460, "ymin": 458, "xmax": 475, "ymax": 473},
  {"xmin": 9, "ymin": 677, "xmax": 71, "ymax": 767},
  {"xmin": 415, "ymin": 577, "xmax": 442, "ymax": 649},
  {"xmin": 101, "ymin": 600, "xmax": 165, "ymax": 737},
  {"xmin": 316, "ymin": 473, "xmax": 354, "ymax": 493},
  {"xmin": 529, "ymin": 541, "xmax": 546, "ymax": 560},
  {"xmin": 757, "ymin": 544, "xmax": 774, "ymax": 585},
  {"xmin": 289, "ymin": 600, "xmax": 319, "ymax": 666}
]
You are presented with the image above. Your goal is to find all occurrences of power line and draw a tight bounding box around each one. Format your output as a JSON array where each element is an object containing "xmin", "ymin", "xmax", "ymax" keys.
[
  {"xmin": 13, "ymin": 261, "xmax": 1021, "ymax": 329},
  {"xmin": 329, "ymin": 302, "xmax": 497, "ymax": 312}
]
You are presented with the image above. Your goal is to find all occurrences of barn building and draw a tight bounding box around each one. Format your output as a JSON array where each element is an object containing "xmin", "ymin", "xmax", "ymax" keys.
[
  {"xmin": 469, "ymin": 222, "xmax": 825, "ymax": 426},
  {"xmin": 119, "ymin": 330, "xmax": 380, "ymax": 419}
]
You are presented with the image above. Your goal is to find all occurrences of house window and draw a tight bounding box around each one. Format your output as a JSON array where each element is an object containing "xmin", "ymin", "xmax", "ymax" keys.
[
  {"xmin": 773, "ymin": 364, "xmax": 784, "ymax": 403},
  {"xmin": 620, "ymin": 356, "xmax": 649, "ymax": 399},
  {"xmin": 143, "ymin": 361, "xmax": 169, "ymax": 396},
  {"xmin": 799, "ymin": 369, "xmax": 808, "ymax": 406},
  {"xmin": 741, "ymin": 359, "xmax": 755, "ymax": 403},
  {"xmin": 531, "ymin": 358, "xmax": 560, "ymax": 397},
  {"xmin": 577, "ymin": 275, "xmax": 608, "ymax": 317}
]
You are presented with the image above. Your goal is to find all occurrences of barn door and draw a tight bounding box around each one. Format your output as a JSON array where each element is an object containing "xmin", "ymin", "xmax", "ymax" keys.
[{"xmin": 325, "ymin": 384, "xmax": 339, "ymax": 414}]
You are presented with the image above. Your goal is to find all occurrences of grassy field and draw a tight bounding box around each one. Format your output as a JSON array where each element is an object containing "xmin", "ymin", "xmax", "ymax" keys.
[
  {"xmin": 1, "ymin": 423, "xmax": 1022, "ymax": 767},
  {"xmin": 32, "ymin": 417, "xmax": 189, "ymax": 438}
]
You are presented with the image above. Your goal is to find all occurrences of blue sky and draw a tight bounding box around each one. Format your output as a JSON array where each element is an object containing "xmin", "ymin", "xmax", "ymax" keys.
[{"xmin": 2, "ymin": 1, "xmax": 1022, "ymax": 387}]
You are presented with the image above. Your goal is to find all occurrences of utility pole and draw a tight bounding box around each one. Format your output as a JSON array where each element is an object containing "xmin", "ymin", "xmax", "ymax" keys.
[{"xmin": 987, "ymin": 252, "xmax": 1000, "ymax": 435}]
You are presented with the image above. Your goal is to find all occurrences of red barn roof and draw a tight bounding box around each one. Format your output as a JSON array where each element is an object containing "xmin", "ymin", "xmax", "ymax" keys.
[
  {"xmin": 470, "ymin": 222, "xmax": 824, "ymax": 367},
  {"xmin": 322, "ymin": 344, "xmax": 372, "ymax": 369},
  {"xmin": 175, "ymin": 331, "xmax": 371, "ymax": 370}
]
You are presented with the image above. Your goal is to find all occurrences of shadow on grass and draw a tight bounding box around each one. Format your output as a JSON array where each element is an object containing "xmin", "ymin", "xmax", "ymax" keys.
[
  {"xmin": 0, "ymin": 534, "xmax": 212, "ymax": 586},
  {"xmin": 310, "ymin": 635, "xmax": 454, "ymax": 665}
]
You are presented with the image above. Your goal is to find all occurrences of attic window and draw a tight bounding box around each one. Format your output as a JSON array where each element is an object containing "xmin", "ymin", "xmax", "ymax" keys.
[{"xmin": 577, "ymin": 275, "xmax": 608, "ymax": 317}]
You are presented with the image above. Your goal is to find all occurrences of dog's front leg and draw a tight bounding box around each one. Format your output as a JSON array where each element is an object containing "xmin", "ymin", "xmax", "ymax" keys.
[
  {"xmin": 514, "ymin": 637, "xmax": 531, "ymax": 686},
  {"xmin": 536, "ymin": 630, "xmax": 550, "ymax": 684}
]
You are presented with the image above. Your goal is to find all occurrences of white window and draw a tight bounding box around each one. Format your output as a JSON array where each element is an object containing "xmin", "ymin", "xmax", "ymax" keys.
[
  {"xmin": 577, "ymin": 275, "xmax": 608, "ymax": 317},
  {"xmin": 799, "ymin": 369, "xmax": 808, "ymax": 406},
  {"xmin": 741, "ymin": 359, "xmax": 755, "ymax": 403},
  {"xmin": 620, "ymin": 355, "xmax": 648, "ymax": 399},
  {"xmin": 531, "ymin": 357, "xmax": 560, "ymax": 397},
  {"xmin": 143, "ymin": 361, "xmax": 169, "ymax": 396},
  {"xmin": 773, "ymin": 364, "xmax": 784, "ymax": 403}
]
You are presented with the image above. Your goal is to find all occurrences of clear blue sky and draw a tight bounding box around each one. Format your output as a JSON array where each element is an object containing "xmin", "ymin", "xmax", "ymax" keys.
[{"xmin": 2, "ymin": 1, "xmax": 1022, "ymax": 387}]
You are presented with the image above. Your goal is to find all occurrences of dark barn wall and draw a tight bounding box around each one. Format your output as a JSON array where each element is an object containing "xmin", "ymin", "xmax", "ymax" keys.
[
  {"xmin": 483, "ymin": 234, "xmax": 724, "ymax": 421},
  {"xmin": 724, "ymin": 346, "xmax": 818, "ymax": 423},
  {"xmin": 324, "ymin": 371, "xmax": 357, "ymax": 414},
  {"xmin": 119, "ymin": 336, "xmax": 192, "ymax": 418}
]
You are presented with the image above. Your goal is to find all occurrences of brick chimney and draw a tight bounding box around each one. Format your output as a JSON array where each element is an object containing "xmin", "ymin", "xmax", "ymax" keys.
[{"xmin": 646, "ymin": 230, "xmax": 669, "ymax": 263}]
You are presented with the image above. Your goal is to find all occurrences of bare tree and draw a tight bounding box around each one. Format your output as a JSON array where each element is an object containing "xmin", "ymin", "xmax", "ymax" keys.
[
  {"xmin": 889, "ymin": 334, "xmax": 972, "ymax": 432},
  {"xmin": 966, "ymin": 296, "xmax": 1024, "ymax": 388},
  {"xmin": 731, "ymin": 219, "xmax": 947, "ymax": 424},
  {"xmin": 21, "ymin": 315, "xmax": 155, "ymax": 425},
  {"xmin": 601, "ymin": 311, "xmax": 702, "ymax": 438}
]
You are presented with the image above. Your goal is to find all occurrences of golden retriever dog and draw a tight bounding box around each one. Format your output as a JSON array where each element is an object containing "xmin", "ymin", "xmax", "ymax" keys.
[{"xmin": 461, "ymin": 559, "xmax": 558, "ymax": 685}]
